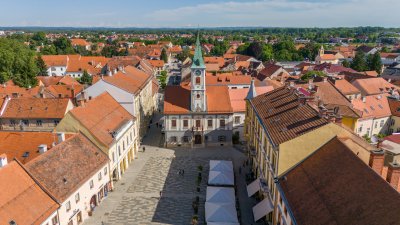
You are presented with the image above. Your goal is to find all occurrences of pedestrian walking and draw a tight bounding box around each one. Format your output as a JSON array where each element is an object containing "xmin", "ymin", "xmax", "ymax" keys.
[
  {"xmin": 182, "ymin": 169, "xmax": 185, "ymax": 175},
  {"xmin": 143, "ymin": 146, "xmax": 146, "ymax": 152}
]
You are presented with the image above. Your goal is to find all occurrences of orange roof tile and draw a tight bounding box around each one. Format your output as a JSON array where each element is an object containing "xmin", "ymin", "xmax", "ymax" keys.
[
  {"xmin": 71, "ymin": 38, "xmax": 90, "ymax": 46},
  {"xmin": 0, "ymin": 132, "xmax": 73, "ymax": 164},
  {"xmin": 42, "ymin": 55, "xmax": 68, "ymax": 67},
  {"xmin": 206, "ymin": 73, "xmax": 252, "ymax": 86},
  {"xmin": 45, "ymin": 84, "xmax": 84, "ymax": 99},
  {"xmin": 206, "ymin": 86, "xmax": 233, "ymax": 114},
  {"xmin": 148, "ymin": 60, "xmax": 165, "ymax": 68},
  {"xmin": 334, "ymin": 79, "xmax": 361, "ymax": 95},
  {"xmin": 352, "ymin": 78, "xmax": 399, "ymax": 95},
  {"xmin": 0, "ymin": 80, "xmax": 41, "ymax": 98},
  {"xmin": 0, "ymin": 161, "xmax": 59, "ymax": 225},
  {"xmin": 26, "ymin": 134, "xmax": 109, "ymax": 202},
  {"xmin": 204, "ymin": 57, "xmax": 225, "ymax": 68},
  {"xmin": 104, "ymin": 66, "xmax": 152, "ymax": 94},
  {"xmin": 37, "ymin": 76, "xmax": 80, "ymax": 87},
  {"xmin": 68, "ymin": 92, "xmax": 135, "ymax": 147},
  {"xmin": 229, "ymin": 87, "xmax": 273, "ymax": 112},
  {"xmin": 1, "ymin": 98, "xmax": 71, "ymax": 119},
  {"xmin": 352, "ymin": 94, "xmax": 391, "ymax": 119}
]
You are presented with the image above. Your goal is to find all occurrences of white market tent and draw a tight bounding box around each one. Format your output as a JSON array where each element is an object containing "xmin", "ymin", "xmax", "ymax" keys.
[
  {"xmin": 210, "ymin": 160, "xmax": 234, "ymax": 172},
  {"xmin": 206, "ymin": 186, "xmax": 235, "ymax": 204},
  {"xmin": 205, "ymin": 202, "xmax": 239, "ymax": 223},
  {"xmin": 208, "ymin": 170, "xmax": 235, "ymax": 186}
]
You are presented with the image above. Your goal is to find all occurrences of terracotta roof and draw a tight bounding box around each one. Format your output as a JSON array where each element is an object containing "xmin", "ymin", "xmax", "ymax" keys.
[
  {"xmin": 296, "ymin": 81, "xmax": 360, "ymax": 118},
  {"xmin": 1, "ymin": 98, "xmax": 71, "ymax": 119},
  {"xmin": 206, "ymin": 73, "xmax": 252, "ymax": 86},
  {"xmin": 106, "ymin": 56, "xmax": 141, "ymax": 72},
  {"xmin": 0, "ymin": 160, "xmax": 59, "ymax": 225},
  {"xmin": 204, "ymin": 57, "xmax": 225, "ymax": 68},
  {"xmin": 256, "ymin": 64, "xmax": 283, "ymax": 81},
  {"xmin": 0, "ymin": 132, "xmax": 72, "ymax": 164},
  {"xmin": 352, "ymin": 94, "xmax": 391, "ymax": 119},
  {"xmin": 205, "ymin": 63, "xmax": 221, "ymax": 72},
  {"xmin": 334, "ymin": 79, "xmax": 361, "ymax": 95},
  {"xmin": 148, "ymin": 60, "xmax": 165, "ymax": 68},
  {"xmin": 163, "ymin": 85, "xmax": 233, "ymax": 115},
  {"xmin": 26, "ymin": 134, "xmax": 109, "ymax": 202},
  {"xmin": 37, "ymin": 76, "xmax": 80, "ymax": 87},
  {"xmin": 229, "ymin": 87, "xmax": 273, "ymax": 112},
  {"xmin": 104, "ymin": 66, "xmax": 152, "ymax": 94},
  {"xmin": 250, "ymin": 86, "xmax": 329, "ymax": 145},
  {"xmin": 278, "ymin": 137, "xmax": 400, "ymax": 225},
  {"xmin": 387, "ymin": 96, "xmax": 400, "ymax": 117},
  {"xmin": 363, "ymin": 71, "xmax": 379, "ymax": 77},
  {"xmin": 168, "ymin": 45, "xmax": 183, "ymax": 53},
  {"xmin": 352, "ymin": 77, "xmax": 399, "ymax": 96},
  {"xmin": 314, "ymin": 63, "xmax": 356, "ymax": 74},
  {"xmin": 67, "ymin": 56, "xmax": 110, "ymax": 75},
  {"xmin": 68, "ymin": 92, "xmax": 134, "ymax": 147},
  {"xmin": 42, "ymin": 55, "xmax": 68, "ymax": 67},
  {"xmin": 317, "ymin": 54, "xmax": 337, "ymax": 61},
  {"xmin": 45, "ymin": 84, "xmax": 84, "ymax": 99},
  {"xmin": 384, "ymin": 134, "xmax": 400, "ymax": 144},
  {"xmin": 0, "ymin": 80, "xmax": 41, "ymax": 98},
  {"xmin": 71, "ymin": 38, "xmax": 90, "ymax": 46}
]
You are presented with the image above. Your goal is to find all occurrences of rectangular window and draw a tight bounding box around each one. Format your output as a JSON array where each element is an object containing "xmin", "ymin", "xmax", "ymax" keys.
[
  {"xmin": 374, "ymin": 122, "xmax": 377, "ymax": 129},
  {"xmin": 208, "ymin": 119, "xmax": 213, "ymax": 128},
  {"xmin": 171, "ymin": 119, "xmax": 177, "ymax": 128},
  {"xmin": 170, "ymin": 136, "xmax": 177, "ymax": 142},
  {"xmin": 118, "ymin": 146, "xmax": 121, "ymax": 156},
  {"xmin": 234, "ymin": 116, "xmax": 241, "ymax": 124},
  {"xmin": 52, "ymin": 216, "xmax": 58, "ymax": 225},
  {"xmin": 195, "ymin": 76, "xmax": 201, "ymax": 84},
  {"xmin": 54, "ymin": 120, "xmax": 60, "ymax": 126},
  {"xmin": 380, "ymin": 120, "xmax": 384, "ymax": 128},
  {"xmin": 89, "ymin": 180, "xmax": 94, "ymax": 189},
  {"xmin": 10, "ymin": 120, "xmax": 16, "ymax": 126},
  {"xmin": 36, "ymin": 120, "xmax": 43, "ymax": 126},
  {"xmin": 104, "ymin": 167, "xmax": 108, "ymax": 175},
  {"xmin": 98, "ymin": 172, "xmax": 102, "ymax": 181},
  {"xmin": 196, "ymin": 119, "xmax": 201, "ymax": 128},
  {"xmin": 183, "ymin": 119, "xmax": 188, "ymax": 128},
  {"xmin": 22, "ymin": 120, "xmax": 29, "ymax": 126},
  {"xmin": 66, "ymin": 201, "xmax": 71, "ymax": 212},
  {"xmin": 77, "ymin": 211, "xmax": 82, "ymax": 223},
  {"xmin": 75, "ymin": 193, "xmax": 80, "ymax": 203},
  {"xmin": 220, "ymin": 119, "xmax": 226, "ymax": 128},
  {"xmin": 112, "ymin": 152, "xmax": 116, "ymax": 162}
]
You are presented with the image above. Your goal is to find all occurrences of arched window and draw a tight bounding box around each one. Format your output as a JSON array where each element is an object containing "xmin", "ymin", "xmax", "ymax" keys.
[
  {"xmin": 195, "ymin": 77, "xmax": 201, "ymax": 85},
  {"xmin": 197, "ymin": 94, "xmax": 200, "ymax": 99}
]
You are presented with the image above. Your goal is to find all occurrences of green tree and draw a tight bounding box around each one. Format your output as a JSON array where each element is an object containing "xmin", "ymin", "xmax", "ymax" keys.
[
  {"xmin": 36, "ymin": 55, "xmax": 48, "ymax": 76},
  {"xmin": 161, "ymin": 48, "xmax": 168, "ymax": 63},
  {"xmin": 158, "ymin": 70, "xmax": 168, "ymax": 89},
  {"xmin": 176, "ymin": 48, "xmax": 192, "ymax": 62},
  {"xmin": 351, "ymin": 51, "xmax": 368, "ymax": 72},
  {"xmin": 41, "ymin": 45, "xmax": 57, "ymax": 55},
  {"xmin": 342, "ymin": 60, "xmax": 350, "ymax": 68},
  {"xmin": 53, "ymin": 37, "xmax": 75, "ymax": 54},
  {"xmin": 31, "ymin": 32, "xmax": 47, "ymax": 44},
  {"xmin": 80, "ymin": 70, "xmax": 92, "ymax": 85},
  {"xmin": 301, "ymin": 70, "xmax": 326, "ymax": 81},
  {"xmin": 0, "ymin": 38, "xmax": 38, "ymax": 87},
  {"xmin": 367, "ymin": 52, "xmax": 382, "ymax": 74}
]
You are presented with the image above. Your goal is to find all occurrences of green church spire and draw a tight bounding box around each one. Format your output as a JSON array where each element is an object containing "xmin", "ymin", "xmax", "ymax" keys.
[{"xmin": 191, "ymin": 31, "xmax": 205, "ymax": 69}]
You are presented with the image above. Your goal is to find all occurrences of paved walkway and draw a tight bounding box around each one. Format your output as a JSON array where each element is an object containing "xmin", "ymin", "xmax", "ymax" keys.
[{"xmin": 84, "ymin": 113, "xmax": 256, "ymax": 225}]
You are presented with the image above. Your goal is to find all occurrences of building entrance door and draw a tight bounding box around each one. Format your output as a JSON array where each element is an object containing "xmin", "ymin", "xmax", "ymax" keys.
[{"xmin": 194, "ymin": 134, "xmax": 202, "ymax": 144}]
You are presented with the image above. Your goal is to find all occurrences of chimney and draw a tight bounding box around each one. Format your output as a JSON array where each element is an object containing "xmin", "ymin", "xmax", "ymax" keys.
[
  {"xmin": 71, "ymin": 88, "xmax": 75, "ymax": 98},
  {"xmin": 289, "ymin": 81, "xmax": 295, "ymax": 88},
  {"xmin": 38, "ymin": 144, "xmax": 47, "ymax": 154},
  {"xmin": 0, "ymin": 154, "xmax": 7, "ymax": 168},
  {"xmin": 362, "ymin": 96, "xmax": 366, "ymax": 103},
  {"xmin": 369, "ymin": 150, "xmax": 385, "ymax": 175},
  {"xmin": 386, "ymin": 162, "xmax": 400, "ymax": 190},
  {"xmin": 0, "ymin": 95, "xmax": 11, "ymax": 117},
  {"xmin": 56, "ymin": 132, "xmax": 65, "ymax": 144},
  {"xmin": 323, "ymin": 77, "xmax": 328, "ymax": 82}
]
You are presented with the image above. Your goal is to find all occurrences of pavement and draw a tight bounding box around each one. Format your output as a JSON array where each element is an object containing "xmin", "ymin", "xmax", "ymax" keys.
[{"xmin": 84, "ymin": 112, "xmax": 257, "ymax": 225}]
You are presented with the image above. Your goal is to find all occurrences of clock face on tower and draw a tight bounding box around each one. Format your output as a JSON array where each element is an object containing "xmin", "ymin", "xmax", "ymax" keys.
[{"xmin": 195, "ymin": 70, "xmax": 202, "ymax": 76}]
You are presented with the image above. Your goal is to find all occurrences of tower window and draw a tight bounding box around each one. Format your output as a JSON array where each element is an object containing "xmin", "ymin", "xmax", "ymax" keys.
[
  {"xmin": 195, "ymin": 77, "xmax": 201, "ymax": 85},
  {"xmin": 197, "ymin": 94, "xmax": 200, "ymax": 99}
]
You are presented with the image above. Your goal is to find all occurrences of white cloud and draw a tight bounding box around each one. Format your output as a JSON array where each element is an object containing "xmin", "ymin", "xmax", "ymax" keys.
[{"xmin": 146, "ymin": 0, "xmax": 400, "ymax": 27}]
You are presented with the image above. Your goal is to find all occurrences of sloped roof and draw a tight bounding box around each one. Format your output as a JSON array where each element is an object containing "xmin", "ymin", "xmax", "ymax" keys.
[
  {"xmin": 334, "ymin": 79, "xmax": 361, "ymax": 95},
  {"xmin": 104, "ymin": 66, "xmax": 152, "ymax": 95},
  {"xmin": 68, "ymin": 92, "xmax": 134, "ymax": 147},
  {"xmin": 250, "ymin": 86, "xmax": 329, "ymax": 145},
  {"xmin": 352, "ymin": 77, "xmax": 399, "ymax": 96},
  {"xmin": 278, "ymin": 137, "xmax": 400, "ymax": 225},
  {"xmin": 1, "ymin": 98, "xmax": 71, "ymax": 119},
  {"xmin": 229, "ymin": 86, "xmax": 273, "ymax": 112},
  {"xmin": 42, "ymin": 55, "xmax": 68, "ymax": 67},
  {"xmin": 352, "ymin": 94, "xmax": 391, "ymax": 119},
  {"xmin": 26, "ymin": 134, "xmax": 109, "ymax": 202},
  {"xmin": 0, "ymin": 161, "xmax": 59, "ymax": 225},
  {"xmin": 37, "ymin": 76, "xmax": 80, "ymax": 87}
]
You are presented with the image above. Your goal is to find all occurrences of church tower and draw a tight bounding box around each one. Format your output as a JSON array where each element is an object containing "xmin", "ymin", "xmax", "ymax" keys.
[{"xmin": 190, "ymin": 33, "xmax": 207, "ymax": 112}]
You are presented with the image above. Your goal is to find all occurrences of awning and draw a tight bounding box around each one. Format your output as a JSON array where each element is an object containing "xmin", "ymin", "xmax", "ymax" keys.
[
  {"xmin": 205, "ymin": 202, "xmax": 239, "ymax": 223},
  {"xmin": 253, "ymin": 197, "xmax": 274, "ymax": 222},
  {"xmin": 206, "ymin": 186, "xmax": 235, "ymax": 204},
  {"xmin": 247, "ymin": 178, "xmax": 260, "ymax": 197}
]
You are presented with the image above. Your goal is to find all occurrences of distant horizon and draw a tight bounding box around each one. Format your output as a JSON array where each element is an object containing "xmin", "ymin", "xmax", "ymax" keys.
[{"xmin": 1, "ymin": 0, "xmax": 400, "ymax": 28}]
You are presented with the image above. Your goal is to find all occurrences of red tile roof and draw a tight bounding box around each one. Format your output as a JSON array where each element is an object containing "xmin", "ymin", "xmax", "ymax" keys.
[
  {"xmin": 334, "ymin": 79, "xmax": 361, "ymax": 95},
  {"xmin": 278, "ymin": 137, "xmax": 400, "ymax": 225},
  {"xmin": 104, "ymin": 66, "xmax": 152, "ymax": 95},
  {"xmin": 42, "ymin": 55, "xmax": 68, "ymax": 67},
  {"xmin": 228, "ymin": 87, "xmax": 273, "ymax": 112},
  {"xmin": 206, "ymin": 73, "xmax": 252, "ymax": 86},
  {"xmin": 352, "ymin": 94, "xmax": 391, "ymax": 119},
  {"xmin": 1, "ymin": 98, "xmax": 71, "ymax": 119},
  {"xmin": 0, "ymin": 161, "xmax": 59, "ymax": 225},
  {"xmin": 26, "ymin": 134, "xmax": 109, "ymax": 202},
  {"xmin": 352, "ymin": 77, "xmax": 399, "ymax": 96},
  {"xmin": 250, "ymin": 86, "xmax": 329, "ymax": 145},
  {"xmin": 0, "ymin": 132, "xmax": 73, "ymax": 164},
  {"xmin": 68, "ymin": 92, "xmax": 134, "ymax": 147}
]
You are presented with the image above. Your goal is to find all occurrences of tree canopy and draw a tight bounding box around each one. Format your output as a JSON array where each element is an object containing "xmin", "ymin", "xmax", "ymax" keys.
[{"xmin": 0, "ymin": 38, "xmax": 38, "ymax": 87}]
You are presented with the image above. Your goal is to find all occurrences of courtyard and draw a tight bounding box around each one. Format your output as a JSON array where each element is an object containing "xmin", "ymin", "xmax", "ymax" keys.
[{"xmin": 84, "ymin": 115, "xmax": 257, "ymax": 225}]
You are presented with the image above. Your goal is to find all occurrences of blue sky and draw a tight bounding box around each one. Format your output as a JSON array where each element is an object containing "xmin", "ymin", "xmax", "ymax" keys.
[{"xmin": 0, "ymin": 0, "xmax": 399, "ymax": 28}]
